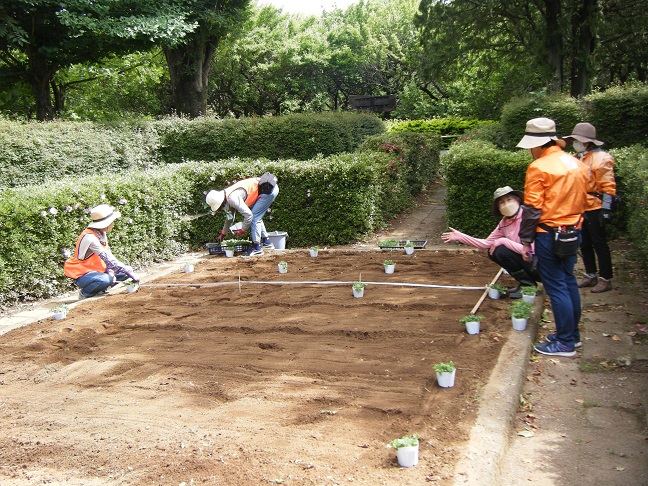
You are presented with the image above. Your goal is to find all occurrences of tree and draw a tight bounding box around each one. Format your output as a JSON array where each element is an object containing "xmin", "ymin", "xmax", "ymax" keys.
[{"xmin": 0, "ymin": 0, "xmax": 197, "ymax": 120}]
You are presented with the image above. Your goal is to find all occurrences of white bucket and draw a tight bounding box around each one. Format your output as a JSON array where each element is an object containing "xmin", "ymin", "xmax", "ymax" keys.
[{"xmin": 267, "ymin": 231, "xmax": 288, "ymax": 250}]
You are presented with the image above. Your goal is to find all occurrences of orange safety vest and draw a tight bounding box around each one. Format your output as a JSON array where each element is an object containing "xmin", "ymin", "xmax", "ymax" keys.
[
  {"xmin": 225, "ymin": 178, "xmax": 260, "ymax": 208},
  {"xmin": 524, "ymin": 146, "xmax": 589, "ymax": 230},
  {"xmin": 64, "ymin": 228, "xmax": 108, "ymax": 279}
]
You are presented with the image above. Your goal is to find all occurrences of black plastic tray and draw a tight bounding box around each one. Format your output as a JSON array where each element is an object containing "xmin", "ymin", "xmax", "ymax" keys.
[
  {"xmin": 206, "ymin": 242, "xmax": 250, "ymax": 255},
  {"xmin": 378, "ymin": 240, "xmax": 428, "ymax": 250}
]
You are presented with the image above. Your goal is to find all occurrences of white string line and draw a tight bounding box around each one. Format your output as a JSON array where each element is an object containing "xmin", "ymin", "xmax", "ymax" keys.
[{"xmin": 140, "ymin": 281, "xmax": 486, "ymax": 290}]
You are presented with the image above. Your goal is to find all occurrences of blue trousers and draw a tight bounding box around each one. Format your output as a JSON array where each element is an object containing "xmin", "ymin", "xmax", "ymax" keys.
[
  {"xmin": 76, "ymin": 271, "xmax": 129, "ymax": 297},
  {"xmin": 250, "ymin": 184, "xmax": 279, "ymax": 243},
  {"xmin": 535, "ymin": 231, "xmax": 581, "ymax": 346}
]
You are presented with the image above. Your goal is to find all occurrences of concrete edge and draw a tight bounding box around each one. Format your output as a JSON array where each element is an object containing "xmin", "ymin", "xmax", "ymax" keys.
[{"xmin": 452, "ymin": 290, "xmax": 544, "ymax": 485}]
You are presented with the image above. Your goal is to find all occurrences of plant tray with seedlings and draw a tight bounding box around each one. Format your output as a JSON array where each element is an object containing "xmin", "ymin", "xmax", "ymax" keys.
[
  {"xmin": 206, "ymin": 240, "xmax": 252, "ymax": 255},
  {"xmin": 378, "ymin": 239, "xmax": 428, "ymax": 250}
]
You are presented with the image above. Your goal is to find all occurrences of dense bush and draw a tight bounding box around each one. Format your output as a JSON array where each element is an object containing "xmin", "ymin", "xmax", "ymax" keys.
[
  {"xmin": 0, "ymin": 131, "xmax": 439, "ymax": 307},
  {"xmin": 387, "ymin": 117, "xmax": 496, "ymax": 149},
  {"xmin": 499, "ymin": 94, "xmax": 584, "ymax": 150},
  {"xmin": 611, "ymin": 145, "xmax": 648, "ymax": 270},
  {"xmin": 441, "ymin": 140, "xmax": 531, "ymax": 237},
  {"xmin": 154, "ymin": 112, "xmax": 385, "ymax": 163},
  {"xmin": 584, "ymin": 84, "xmax": 648, "ymax": 149}
]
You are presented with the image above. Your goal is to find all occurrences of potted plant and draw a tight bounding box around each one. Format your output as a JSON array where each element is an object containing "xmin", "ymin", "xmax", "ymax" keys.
[
  {"xmin": 509, "ymin": 300, "xmax": 533, "ymax": 331},
  {"xmin": 183, "ymin": 262, "xmax": 195, "ymax": 273},
  {"xmin": 52, "ymin": 304, "xmax": 69, "ymax": 320},
  {"xmin": 520, "ymin": 286, "xmax": 538, "ymax": 303},
  {"xmin": 309, "ymin": 246, "xmax": 319, "ymax": 257},
  {"xmin": 488, "ymin": 283, "xmax": 507, "ymax": 300},
  {"xmin": 459, "ymin": 314, "xmax": 484, "ymax": 335},
  {"xmin": 433, "ymin": 361, "xmax": 456, "ymax": 388},
  {"xmin": 404, "ymin": 240, "xmax": 415, "ymax": 255},
  {"xmin": 278, "ymin": 261, "xmax": 288, "ymax": 274},
  {"xmin": 352, "ymin": 281, "xmax": 366, "ymax": 298},
  {"xmin": 224, "ymin": 240, "xmax": 236, "ymax": 258},
  {"xmin": 387, "ymin": 434, "xmax": 419, "ymax": 468},
  {"xmin": 383, "ymin": 259, "xmax": 396, "ymax": 274},
  {"xmin": 124, "ymin": 280, "xmax": 139, "ymax": 293}
]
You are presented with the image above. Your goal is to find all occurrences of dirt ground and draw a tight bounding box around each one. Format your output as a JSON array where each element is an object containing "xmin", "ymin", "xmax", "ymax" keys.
[{"xmin": 0, "ymin": 249, "xmax": 523, "ymax": 485}]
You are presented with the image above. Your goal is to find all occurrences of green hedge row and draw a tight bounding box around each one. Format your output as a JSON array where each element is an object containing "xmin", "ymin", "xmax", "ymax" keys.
[
  {"xmin": 387, "ymin": 117, "xmax": 496, "ymax": 149},
  {"xmin": 154, "ymin": 112, "xmax": 385, "ymax": 163},
  {"xmin": 496, "ymin": 84, "xmax": 648, "ymax": 150},
  {"xmin": 0, "ymin": 112, "xmax": 385, "ymax": 189},
  {"xmin": 0, "ymin": 132, "xmax": 440, "ymax": 307},
  {"xmin": 442, "ymin": 140, "xmax": 648, "ymax": 270}
]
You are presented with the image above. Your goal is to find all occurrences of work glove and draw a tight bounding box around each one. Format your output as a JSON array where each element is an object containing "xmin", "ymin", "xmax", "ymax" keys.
[
  {"xmin": 233, "ymin": 229, "xmax": 246, "ymax": 237},
  {"xmin": 128, "ymin": 272, "xmax": 140, "ymax": 283},
  {"xmin": 217, "ymin": 231, "xmax": 227, "ymax": 242}
]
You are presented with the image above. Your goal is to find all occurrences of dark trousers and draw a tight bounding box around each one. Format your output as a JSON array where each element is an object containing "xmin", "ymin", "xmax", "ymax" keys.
[
  {"xmin": 488, "ymin": 245, "xmax": 541, "ymax": 287},
  {"xmin": 581, "ymin": 209, "xmax": 613, "ymax": 279}
]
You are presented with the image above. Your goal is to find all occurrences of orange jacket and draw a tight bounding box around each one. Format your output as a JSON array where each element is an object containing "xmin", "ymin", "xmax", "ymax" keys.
[
  {"xmin": 523, "ymin": 146, "xmax": 589, "ymax": 230},
  {"xmin": 225, "ymin": 178, "xmax": 260, "ymax": 207},
  {"xmin": 64, "ymin": 228, "xmax": 108, "ymax": 279},
  {"xmin": 580, "ymin": 149, "xmax": 616, "ymax": 211}
]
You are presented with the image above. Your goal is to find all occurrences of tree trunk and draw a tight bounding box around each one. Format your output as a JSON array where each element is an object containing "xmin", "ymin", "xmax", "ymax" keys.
[
  {"xmin": 27, "ymin": 50, "xmax": 55, "ymax": 121},
  {"xmin": 570, "ymin": 0, "xmax": 598, "ymax": 97},
  {"xmin": 164, "ymin": 32, "xmax": 216, "ymax": 118},
  {"xmin": 544, "ymin": 0, "xmax": 564, "ymax": 93}
]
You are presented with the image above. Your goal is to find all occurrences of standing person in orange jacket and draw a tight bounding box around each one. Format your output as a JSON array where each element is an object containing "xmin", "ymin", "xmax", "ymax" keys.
[
  {"xmin": 206, "ymin": 173, "xmax": 279, "ymax": 257},
  {"xmin": 64, "ymin": 204, "xmax": 139, "ymax": 299},
  {"xmin": 517, "ymin": 118, "xmax": 589, "ymax": 357},
  {"xmin": 563, "ymin": 123, "xmax": 617, "ymax": 293}
]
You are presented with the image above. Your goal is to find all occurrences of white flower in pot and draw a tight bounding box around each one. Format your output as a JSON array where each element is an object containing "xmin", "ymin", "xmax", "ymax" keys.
[
  {"xmin": 404, "ymin": 240, "xmax": 415, "ymax": 255},
  {"xmin": 224, "ymin": 241, "xmax": 236, "ymax": 257},
  {"xmin": 387, "ymin": 434, "xmax": 419, "ymax": 468},
  {"xmin": 52, "ymin": 304, "xmax": 69, "ymax": 320},
  {"xmin": 278, "ymin": 261, "xmax": 288, "ymax": 274},
  {"xmin": 124, "ymin": 280, "xmax": 139, "ymax": 293},
  {"xmin": 309, "ymin": 246, "xmax": 319, "ymax": 257},
  {"xmin": 509, "ymin": 300, "xmax": 533, "ymax": 331},
  {"xmin": 352, "ymin": 281, "xmax": 366, "ymax": 298},
  {"xmin": 459, "ymin": 314, "xmax": 483, "ymax": 335},
  {"xmin": 521, "ymin": 285, "xmax": 538, "ymax": 303},
  {"xmin": 183, "ymin": 262, "xmax": 195, "ymax": 273},
  {"xmin": 383, "ymin": 259, "xmax": 396, "ymax": 274},
  {"xmin": 433, "ymin": 361, "xmax": 456, "ymax": 388},
  {"xmin": 488, "ymin": 283, "xmax": 507, "ymax": 300}
]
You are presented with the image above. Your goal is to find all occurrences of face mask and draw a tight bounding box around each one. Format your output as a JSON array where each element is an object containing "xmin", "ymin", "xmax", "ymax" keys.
[
  {"xmin": 499, "ymin": 200, "xmax": 520, "ymax": 217},
  {"xmin": 573, "ymin": 140, "xmax": 587, "ymax": 153}
]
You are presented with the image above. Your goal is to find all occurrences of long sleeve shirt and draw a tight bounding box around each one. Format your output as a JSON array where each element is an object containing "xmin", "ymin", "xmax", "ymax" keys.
[
  {"xmin": 580, "ymin": 148, "xmax": 616, "ymax": 211},
  {"xmin": 450, "ymin": 210, "xmax": 528, "ymax": 255}
]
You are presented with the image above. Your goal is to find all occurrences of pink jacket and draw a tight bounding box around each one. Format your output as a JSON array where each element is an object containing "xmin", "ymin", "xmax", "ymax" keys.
[{"xmin": 451, "ymin": 210, "xmax": 529, "ymax": 255}]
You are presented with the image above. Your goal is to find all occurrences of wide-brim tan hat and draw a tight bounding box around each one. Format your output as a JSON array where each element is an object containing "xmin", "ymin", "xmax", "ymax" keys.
[
  {"xmin": 88, "ymin": 204, "xmax": 121, "ymax": 229},
  {"xmin": 563, "ymin": 122, "xmax": 604, "ymax": 146},
  {"xmin": 516, "ymin": 117, "xmax": 566, "ymax": 149},
  {"xmin": 492, "ymin": 186, "xmax": 523, "ymax": 217},
  {"xmin": 206, "ymin": 190, "xmax": 225, "ymax": 212}
]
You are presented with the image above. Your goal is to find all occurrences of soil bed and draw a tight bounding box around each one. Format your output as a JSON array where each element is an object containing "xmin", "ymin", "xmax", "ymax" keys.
[{"xmin": 0, "ymin": 250, "xmax": 521, "ymax": 485}]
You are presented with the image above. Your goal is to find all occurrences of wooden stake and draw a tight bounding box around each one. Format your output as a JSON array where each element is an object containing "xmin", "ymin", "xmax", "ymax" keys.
[{"xmin": 470, "ymin": 268, "xmax": 504, "ymax": 315}]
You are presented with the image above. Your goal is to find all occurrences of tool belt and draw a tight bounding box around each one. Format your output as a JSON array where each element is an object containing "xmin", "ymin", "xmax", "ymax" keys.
[{"xmin": 538, "ymin": 222, "xmax": 580, "ymax": 258}]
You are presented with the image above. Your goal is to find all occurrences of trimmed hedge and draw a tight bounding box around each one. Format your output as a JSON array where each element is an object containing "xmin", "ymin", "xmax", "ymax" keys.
[
  {"xmin": 388, "ymin": 117, "xmax": 496, "ymax": 149},
  {"xmin": 0, "ymin": 132, "xmax": 439, "ymax": 307},
  {"xmin": 154, "ymin": 112, "xmax": 385, "ymax": 163},
  {"xmin": 0, "ymin": 112, "xmax": 385, "ymax": 189}
]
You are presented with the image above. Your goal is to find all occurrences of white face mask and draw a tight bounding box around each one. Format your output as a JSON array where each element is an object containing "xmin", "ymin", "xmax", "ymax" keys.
[
  {"xmin": 573, "ymin": 140, "xmax": 587, "ymax": 153},
  {"xmin": 499, "ymin": 200, "xmax": 520, "ymax": 217}
]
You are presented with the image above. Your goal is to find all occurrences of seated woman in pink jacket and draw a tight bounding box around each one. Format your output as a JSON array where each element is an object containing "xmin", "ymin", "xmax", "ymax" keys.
[{"xmin": 441, "ymin": 186, "xmax": 540, "ymax": 298}]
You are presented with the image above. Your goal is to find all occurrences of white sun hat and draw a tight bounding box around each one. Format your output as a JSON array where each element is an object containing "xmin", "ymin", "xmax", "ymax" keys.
[
  {"xmin": 88, "ymin": 204, "xmax": 121, "ymax": 229},
  {"xmin": 516, "ymin": 117, "xmax": 566, "ymax": 149},
  {"xmin": 206, "ymin": 190, "xmax": 225, "ymax": 212}
]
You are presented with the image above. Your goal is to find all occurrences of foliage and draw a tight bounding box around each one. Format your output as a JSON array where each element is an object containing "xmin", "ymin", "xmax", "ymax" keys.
[
  {"xmin": 388, "ymin": 117, "xmax": 497, "ymax": 149},
  {"xmin": 52, "ymin": 304, "xmax": 70, "ymax": 313},
  {"xmin": 459, "ymin": 314, "xmax": 484, "ymax": 324},
  {"xmin": 352, "ymin": 281, "xmax": 366, "ymax": 291},
  {"xmin": 278, "ymin": 261, "xmax": 288, "ymax": 269},
  {"xmin": 155, "ymin": 112, "xmax": 385, "ymax": 163},
  {"xmin": 441, "ymin": 140, "xmax": 530, "ymax": 237},
  {"xmin": 584, "ymin": 83, "xmax": 648, "ymax": 149},
  {"xmin": 432, "ymin": 361, "xmax": 455, "ymax": 374},
  {"xmin": 124, "ymin": 280, "xmax": 139, "ymax": 287},
  {"xmin": 383, "ymin": 260, "xmax": 394, "ymax": 266},
  {"xmin": 404, "ymin": 240, "xmax": 414, "ymax": 248},
  {"xmin": 310, "ymin": 246, "xmax": 319, "ymax": 251},
  {"xmin": 499, "ymin": 94, "xmax": 584, "ymax": 150},
  {"xmin": 520, "ymin": 286, "xmax": 538, "ymax": 296},
  {"xmin": 387, "ymin": 434, "xmax": 419, "ymax": 450},
  {"xmin": 509, "ymin": 300, "xmax": 533, "ymax": 319},
  {"xmin": 490, "ymin": 283, "xmax": 507, "ymax": 293}
]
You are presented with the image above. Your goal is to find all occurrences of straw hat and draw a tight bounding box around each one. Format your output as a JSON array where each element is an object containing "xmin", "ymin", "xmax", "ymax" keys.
[
  {"xmin": 492, "ymin": 186, "xmax": 523, "ymax": 217},
  {"xmin": 563, "ymin": 122, "xmax": 604, "ymax": 146},
  {"xmin": 516, "ymin": 117, "xmax": 566, "ymax": 149},
  {"xmin": 88, "ymin": 204, "xmax": 121, "ymax": 229},
  {"xmin": 206, "ymin": 190, "xmax": 225, "ymax": 212}
]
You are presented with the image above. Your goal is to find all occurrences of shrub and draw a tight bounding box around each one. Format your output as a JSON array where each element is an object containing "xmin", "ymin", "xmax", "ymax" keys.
[{"xmin": 388, "ymin": 117, "xmax": 496, "ymax": 149}]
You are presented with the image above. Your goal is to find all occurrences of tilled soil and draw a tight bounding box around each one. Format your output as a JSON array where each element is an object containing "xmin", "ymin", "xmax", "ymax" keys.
[{"xmin": 0, "ymin": 250, "xmax": 523, "ymax": 485}]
